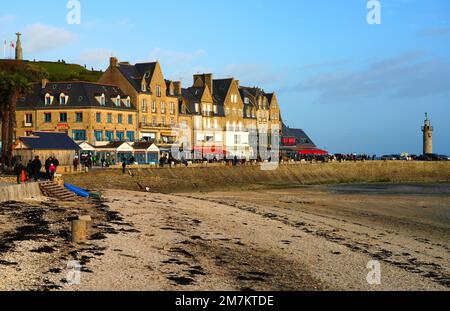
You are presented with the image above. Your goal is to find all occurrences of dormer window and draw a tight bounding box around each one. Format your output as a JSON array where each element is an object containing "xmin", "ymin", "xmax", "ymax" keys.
[
  {"xmin": 100, "ymin": 94, "xmax": 106, "ymax": 106},
  {"xmin": 60, "ymin": 93, "xmax": 66, "ymax": 105},
  {"xmin": 169, "ymin": 85, "xmax": 174, "ymax": 96},
  {"xmin": 45, "ymin": 94, "xmax": 51, "ymax": 106},
  {"xmin": 244, "ymin": 97, "xmax": 249, "ymax": 104},
  {"xmin": 141, "ymin": 82, "xmax": 147, "ymax": 92},
  {"xmin": 115, "ymin": 96, "xmax": 121, "ymax": 107},
  {"xmin": 125, "ymin": 97, "xmax": 131, "ymax": 108}
]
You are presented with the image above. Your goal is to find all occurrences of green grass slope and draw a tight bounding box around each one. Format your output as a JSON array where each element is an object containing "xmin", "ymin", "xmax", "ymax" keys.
[{"xmin": 27, "ymin": 60, "xmax": 103, "ymax": 82}]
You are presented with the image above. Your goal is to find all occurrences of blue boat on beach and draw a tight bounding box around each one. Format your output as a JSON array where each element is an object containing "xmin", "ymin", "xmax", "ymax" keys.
[{"xmin": 64, "ymin": 183, "xmax": 90, "ymax": 198}]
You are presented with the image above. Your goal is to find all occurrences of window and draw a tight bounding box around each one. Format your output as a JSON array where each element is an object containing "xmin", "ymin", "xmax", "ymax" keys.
[
  {"xmin": 94, "ymin": 131, "xmax": 103, "ymax": 142},
  {"xmin": 156, "ymin": 85, "xmax": 161, "ymax": 97},
  {"xmin": 44, "ymin": 113, "xmax": 52, "ymax": 123},
  {"xmin": 126, "ymin": 131, "xmax": 135, "ymax": 142},
  {"xmin": 118, "ymin": 114, "xmax": 123, "ymax": 124},
  {"xmin": 125, "ymin": 97, "xmax": 131, "ymax": 108},
  {"xmin": 214, "ymin": 119, "xmax": 218, "ymax": 129},
  {"xmin": 115, "ymin": 96, "xmax": 121, "ymax": 107},
  {"xmin": 141, "ymin": 99, "xmax": 147, "ymax": 112},
  {"xmin": 170, "ymin": 117, "xmax": 175, "ymax": 127},
  {"xmin": 152, "ymin": 101, "xmax": 157, "ymax": 113},
  {"xmin": 45, "ymin": 94, "xmax": 51, "ymax": 106},
  {"xmin": 161, "ymin": 102, "xmax": 166, "ymax": 114},
  {"xmin": 181, "ymin": 120, "xmax": 188, "ymax": 129},
  {"xmin": 107, "ymin": 113, "xmax": 112, "ymax": 123},
  {"xmin": 152, "ymin": 116, "xmax": 157, "ymax": 126},
  {"xmin": 244, "ymin": 97, "xmax": 249, "ymax": 104},
  {"xmin": 141, "ymin": 82, "xmax": 147, "ymax": 92},
  {"xmin": 96, "ymin": 112, "xmax": 101, "ymax": 123},
  {"xmin": 60, "ymin": 113, "xmax": 68, "ymax": 122},
  {"xmin": 161, "ymin": 118, "xmax": 166, "ymax": 126},
  {"xmin": 213, "ymin": 105, "xmax": 218, "ymax": 114},
  {"xmin": 100, "ymin": 94, "xmax": 106, "ymax": 106},
  {"xmin": 105, "ymin": 131, "xmax": 114, "ymax": 141},
  {"xmin": 234, "ymin": 134, "xmax": 241, "ymax": 145},
  {"xmin": 195, "ymin": 103, "xmax": 199, "ymax": 113},
  {"xmin": 60, "ymin": 94, "xmax": 66, "ymax": 105},
  {"xmin": 170, "ymin": 102, "xmax": 174, "ymax": 114},
  {"xmin": 128, "ymin": 115, "xmax": 133, "ymax": 125},
  {"xmin": 75, "ymin": 112, "xmax": 83, "ymax": 123},
  {"xmin": 116, "ymin": 131, "xmax": 124, "ymax": 141},
  {"xmin": 72, "ymin": 130, "xmax": 86, "ymax": 141},
  {"xmin": 25, "ymin": 114, "xmax": 33, "ymax": 125}
]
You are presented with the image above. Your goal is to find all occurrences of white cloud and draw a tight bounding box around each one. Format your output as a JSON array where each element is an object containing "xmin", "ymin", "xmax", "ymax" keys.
[
  {"xmin": 148, "ymin": 47, "xmax": 206, "ymax": 66},
  {"xmin": 77, "ymin": 48, "xmax": 112, "ymax": 69},
  {"xmin": 23, "ymin": 23, "xmax": 77, "ymax": 54},
  {"xmin": 0, "ymin": 15, "xmax": 16, "ymax": 24}
]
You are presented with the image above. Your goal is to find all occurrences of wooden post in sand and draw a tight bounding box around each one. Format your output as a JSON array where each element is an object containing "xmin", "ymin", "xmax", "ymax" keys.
[{"xmin": 71, "ymin": 216, "xmax": 91, "ymax": 243}]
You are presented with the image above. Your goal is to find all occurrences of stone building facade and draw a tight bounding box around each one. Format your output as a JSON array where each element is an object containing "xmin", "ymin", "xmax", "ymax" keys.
[
  {"xmin": 15, "ymin": 57, "xmax": 282, "ymax": 160},
  {"xmin": 15, "ymin": 80, "xmax": 138, "ymax": 144}
]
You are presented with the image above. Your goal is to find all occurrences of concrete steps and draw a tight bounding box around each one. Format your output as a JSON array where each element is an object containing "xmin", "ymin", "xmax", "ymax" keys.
[{"xmin": 38, "ymin": 181, "xmax": 81, "ymax": 202}]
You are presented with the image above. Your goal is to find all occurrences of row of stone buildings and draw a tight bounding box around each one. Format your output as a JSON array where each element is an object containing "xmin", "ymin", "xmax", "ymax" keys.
[{"xmin": 16, "ymin": 57, "xmax": 281, "ymax": 160}]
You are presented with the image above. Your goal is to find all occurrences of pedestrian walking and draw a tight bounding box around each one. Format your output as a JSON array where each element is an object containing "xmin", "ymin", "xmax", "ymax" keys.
[
  {"xmin": 14, "ymin": 161, "xmax": 26, "ymax": 184},
  {"xmin": 49, "ymin": 163, "xmax": 57, "ymax": 181},
  {"xmin": 122, "ymin": 160, "xmax": 127, "ymax": 174},
  {"xmin": 31, "ymin": 156, "xmax": 42, "ymax": 182},
  {"xmin": 73, "ymin": 156, "xmax": 80, "ymax": 171}
]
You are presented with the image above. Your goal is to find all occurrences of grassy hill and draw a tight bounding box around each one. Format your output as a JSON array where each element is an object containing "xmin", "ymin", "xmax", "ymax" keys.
[{"xmin": 25, "ymin": 60, "xmax": 103, "ymax": 82}]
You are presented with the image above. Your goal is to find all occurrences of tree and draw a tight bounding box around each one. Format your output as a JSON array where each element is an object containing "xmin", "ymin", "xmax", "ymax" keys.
[{"xmin": 0, "ymin": 61, "xmax": 48, "ymax": 167}]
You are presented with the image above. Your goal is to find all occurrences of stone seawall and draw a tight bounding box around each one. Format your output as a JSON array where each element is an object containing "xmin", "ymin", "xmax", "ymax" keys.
[
  {"xmin": 64, "ymin": 161, "xmax": 450, "ymax": 193},
  {"xmin": 0, "ymin": 183, "xmax": 43, "ymax": 201}
]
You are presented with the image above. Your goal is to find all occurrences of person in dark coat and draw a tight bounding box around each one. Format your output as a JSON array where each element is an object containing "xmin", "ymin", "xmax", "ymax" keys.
[
  {"xmin": 122, "ymin": 161, "xmax": 127, "ymax": 174},
  {"xmin": 26, "ymin": 160, "xmax": 33, "ymax": 180},
  {"xmin": 45, "ymin": 157, "xmax": 53, "ymax": 180},
  {"xmin": 14, "ymin": 161, "xmax": 25, "ymax": 184},
  {"xmin": 31, "ymin": 156, "xmax": 42, "ymax": 182}
]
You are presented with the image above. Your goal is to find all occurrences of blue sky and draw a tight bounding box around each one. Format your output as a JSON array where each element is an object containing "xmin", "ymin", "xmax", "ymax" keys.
[{"xmin": 1, "ymin": 0, "xmax": 449, "ymax": 154}]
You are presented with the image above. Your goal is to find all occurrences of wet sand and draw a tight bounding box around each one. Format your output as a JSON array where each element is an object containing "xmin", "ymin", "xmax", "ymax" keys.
[{"xmin": 0, "ymin": 184, "xmax": 449, "ymax": 291}]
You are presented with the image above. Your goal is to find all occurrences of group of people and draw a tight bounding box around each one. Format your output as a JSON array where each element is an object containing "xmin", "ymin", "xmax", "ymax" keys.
[{"xmin": 13, "ymin": 156, "xmax": 59, "ymax": 184}]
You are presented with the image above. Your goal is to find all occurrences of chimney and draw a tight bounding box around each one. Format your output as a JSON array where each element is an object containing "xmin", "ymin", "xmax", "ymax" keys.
[
  {"xmin": 173, "ymin": 81, "xmax": 182, "ymax": 95},
  {"xmin": 41, "ymin": 79, "xmax": 48, "ymax": 89},
  {"xmin": 193, "ymin": 73, "xmax": 213, "ymax": 94},
  {"xmin": 204, "ymin": 74, "xmax": 213, "ymax": 94},
  {"xmin": 110, "ymin": 57, "xmax": 119, "ymax": 67}
]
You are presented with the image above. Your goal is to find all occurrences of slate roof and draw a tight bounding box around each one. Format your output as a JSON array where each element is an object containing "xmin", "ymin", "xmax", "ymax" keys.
[
  {"xmin": 212, "ymin": 79, "xmax": 233, "ymax": 106},
  {"xmin": 282, "ymin": 123, "xmax": 317, "ymax": 148},
  {"xmin": 17, "ymin": 81, "xmax": 136, "ymax": 111},
  {"xmin": 181, "ymin": 86, "xmax": 225, "ymax": 117},
  {"xmin": 19, "ymin": 131, "xmax": 81, "ymax": 151},
  {"xmin": 117, "ymin": 62, "xmax": 157, "ymax": 94}
]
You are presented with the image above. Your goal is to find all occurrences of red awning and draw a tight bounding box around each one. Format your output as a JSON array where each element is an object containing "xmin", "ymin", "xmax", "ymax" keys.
[
  {"xmin": 193, "ymin": 146, "xmax": 230, "ymax": 156},
  {"xmin": 298, "ymin": 149, "xmax": 328, "ymax": 155}
]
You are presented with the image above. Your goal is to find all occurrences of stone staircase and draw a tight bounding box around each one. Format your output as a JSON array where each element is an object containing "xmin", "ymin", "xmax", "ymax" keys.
[{"xmin": 38, "ymin": 181, "xmax": 81, "ymax": 202}]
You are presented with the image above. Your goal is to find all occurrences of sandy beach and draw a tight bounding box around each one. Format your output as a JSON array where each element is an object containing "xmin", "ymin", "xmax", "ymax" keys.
[{"xmin": 1, "ymin": 183, "xmax": 449, "ymax": 291}]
